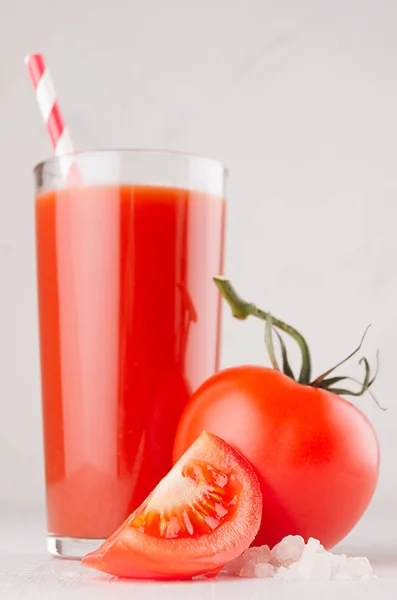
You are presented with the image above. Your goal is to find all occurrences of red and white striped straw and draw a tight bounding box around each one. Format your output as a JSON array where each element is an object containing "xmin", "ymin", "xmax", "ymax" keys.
[{"xmin": 25, "ymin": 53, "xmax": 79, "ymax": 182}]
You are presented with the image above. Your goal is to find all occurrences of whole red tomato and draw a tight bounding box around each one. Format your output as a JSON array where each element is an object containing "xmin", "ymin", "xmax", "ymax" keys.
[
  {"xmin": 173, "ymin": 278, "xmax": 380, "ymax": 550},
  {"xmin": 173, "ymin": 366, "xmax": 379, "ymax": 549}
]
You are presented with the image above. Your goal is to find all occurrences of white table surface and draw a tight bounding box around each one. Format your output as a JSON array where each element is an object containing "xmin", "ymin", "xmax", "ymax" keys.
[{"xmin": 0, "ymin": 504, "xmax": 396, "ymax": 600}]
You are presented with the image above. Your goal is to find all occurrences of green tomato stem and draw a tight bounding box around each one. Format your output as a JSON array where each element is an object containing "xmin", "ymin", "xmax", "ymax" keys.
[{"xmin": 214, "ymin": 276, "xmax": 312, "ymax": 384}]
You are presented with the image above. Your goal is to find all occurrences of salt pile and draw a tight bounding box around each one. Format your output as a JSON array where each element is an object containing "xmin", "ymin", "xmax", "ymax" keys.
[{"xmin": 224, "ymin": 535, "xmax": 375, "ymax": 581}]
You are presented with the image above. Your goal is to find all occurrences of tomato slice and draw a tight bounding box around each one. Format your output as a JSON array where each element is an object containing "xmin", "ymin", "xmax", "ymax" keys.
[{"xmin": 82, "ymin": 431, "xmax": 262, "ymax": 580}]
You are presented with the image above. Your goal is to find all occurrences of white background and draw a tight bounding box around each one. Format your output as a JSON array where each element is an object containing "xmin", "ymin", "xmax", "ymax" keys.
[{"xmin": 0, "ymin": 0, "xmax": 396, "ymax": 533}]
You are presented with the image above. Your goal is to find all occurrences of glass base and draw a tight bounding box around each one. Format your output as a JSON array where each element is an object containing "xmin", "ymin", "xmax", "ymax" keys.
[{"xmin": 47, "ymin": 536, "xmax": 105, "ymax": 559}]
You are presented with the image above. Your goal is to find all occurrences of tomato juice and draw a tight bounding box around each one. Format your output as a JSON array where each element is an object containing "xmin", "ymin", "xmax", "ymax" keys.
[{"xmin": 36, "ymin": 184, "xmax": 225, "ymax": 539}]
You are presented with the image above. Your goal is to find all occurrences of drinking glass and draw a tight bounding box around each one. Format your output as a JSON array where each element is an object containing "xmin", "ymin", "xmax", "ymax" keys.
[{"xmin": 34, "ymin": 150, "xmax": 226, "ymax": 558}]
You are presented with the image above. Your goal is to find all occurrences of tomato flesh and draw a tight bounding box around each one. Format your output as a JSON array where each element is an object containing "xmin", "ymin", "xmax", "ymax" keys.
[
  {"xmin": 82, "ymin": 431, "xmax": 262, "ymax": 580},
  {"xmin": 130, "ymin": 460, "xmax": 241, "ymax": 539}
]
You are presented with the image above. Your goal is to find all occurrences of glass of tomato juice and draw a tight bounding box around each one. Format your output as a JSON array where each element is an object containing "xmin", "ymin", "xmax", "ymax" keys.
[{"xmin": 34, "ymin": 150, "xmax": 226, "ymax": 558}]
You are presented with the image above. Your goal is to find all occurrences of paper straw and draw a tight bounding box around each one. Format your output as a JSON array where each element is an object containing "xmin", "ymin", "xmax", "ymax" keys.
[{"xmin": 25, "ymin": 53, "xmax": 79, "ymax": 182}]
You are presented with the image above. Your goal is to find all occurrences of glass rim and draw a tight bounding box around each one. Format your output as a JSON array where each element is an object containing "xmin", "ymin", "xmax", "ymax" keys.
[{"xmin": 33, "ymin": 148, "xmax": 228, "ymax": 177}]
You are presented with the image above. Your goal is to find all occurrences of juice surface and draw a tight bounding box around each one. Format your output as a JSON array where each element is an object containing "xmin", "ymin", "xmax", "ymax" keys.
[{"xmin": 36, "ymin": 184, "xmax": 225, "ymax": 538}]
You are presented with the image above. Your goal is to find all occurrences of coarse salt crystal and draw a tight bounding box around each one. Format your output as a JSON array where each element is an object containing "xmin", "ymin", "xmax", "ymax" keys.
[
  {"xmin": 271, "ymin": 535, "xmax": 306, "ymax": 566},
  {"xmin": 334, "ymin": 556, "xmax": 374, "ymax": 581},
  {"xmin": 224, "ymin": 535, "xmax": 375, "ymax": 581},
  {"xmin": 254, "ymin": 563, "xmax": 275, "ymax": 578},
  {"xmin": 225, "ymin": 544, "xmax": 271, "ymax": 576},
  {"xmin": 238, "ymin": 562, "xmax": 256, "ymax": 578}
]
